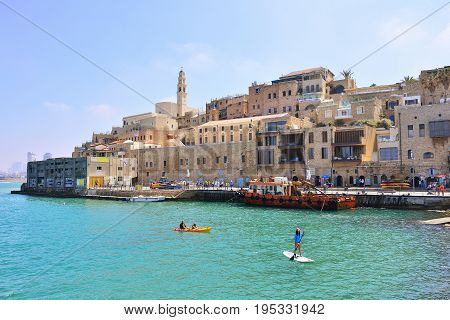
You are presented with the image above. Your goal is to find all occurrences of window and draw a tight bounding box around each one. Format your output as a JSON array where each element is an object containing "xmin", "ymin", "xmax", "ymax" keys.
[
  {"xmin": 230, "ymin": 134, "xmax": 234, "ymax": 142},
  {"xmin": 268, "ymin": 108, "xmax": 272, "ymax": 114},
  {"xmin": 407, "ymin": 125, "xmax": 413, "ymax": 138},
  {"xmin": 96, "ymin": 166, "xmax": 102, "ymax": 170},
  {"xmin": 419, "ymin": 124, "xmax": 425, "ymax": 137},
  {"xmin": 213, "ymin": 127, "xmax": 216, "ymax": 132},
  {"xmin": 230, "ymin": 125, "xmax": 234, "ymax": 130},
  {"xmin": 257, "ymin": 150, "xmax": 274, "ymax": 165},
  {"xmin": 255, "ymin": 87, "xmax": 261, "ymax": 93},
  {"xmin": 117, "ymin": 167, "xmax": 122, "ymax": 171},
  {"xmin": 429, "ymin": 120, "xmax": 450, "ymax": 137},
  {"xmin": 308, "ymin": 132, "xmax": 314, "ymax": 143},
  {"xmin": 357, "ymin": 106, "xmax": 364, "ymax": 114},
  {"xmin": 321, "ymin": 147, "xmax": 328, "ymax": 159},
  {"xmin": 240, "ymin": 124, "xmax": 243, "ymax": 129},
  {"xmin": 273, "ymin": 93, "xmax": 277, "ymax": 98},
  {"xmin": 288, "ymin": 106, "xmax": 292, "ymax": 112},
  {"xmin": 407, "ymin": 150, "xmax": 413, "ymax": 159},
  {"xmin": 249, "ymin": 132, "xmax": 253, "ymax": 140},
  {"xmin": 205, "ymin": 136, "xmax": 208, "ymax": 143},
  {"xmin": 283, "ymin": 106, "xmax": 286, "ymax": 112},
  {"xmin": 315, "ymin": 84, "xmax": 319, "ymax": 92},
  {"xmin": 283, "ymin": 91, "xmax": 286, "ymax": 97},
  {"xmin": 268, "ymin": 93, "xmax": 271, "ymax": 99},
  {"xmin": 199, "ymin": 137, "xmax": 203, "ymax": 144},
  {"xmin": 213, "ymin": 136, "xmax": 217, "ymax": 143},
  {"xmin": 199, "ymin": 128, "xmax": 202, "ymax": 133},
  {"xmin": 163, "ymin": 160, "xmax": 167, "ymax": 167},
  {"xmin": 241, "ymin": 154, "xmax": 246, "ymax": 162},
  {"xmin": 221, "ymin": 126, "xmax": 225, "ymax": 131},
  {"xmin": 379, "ymin": 147, "xmax": 398, "ymax": 161},
  {"xmin": 288, "ymin": 90, "xmax": 292, "ymax": 96},
  {"xmin": 240, "ymin": 133, "xmax": 243, "ymax": 141},
  {"xmin": 223, "ymin": 156, "xmax": 228, "ymax": 163},
  {"xmin": 265, "ymin": 136, "xmax": 277, "ymax": 146},
  {"xmin": 180, "ymin": 159, "xmax": 184, "ymax": 166},
  {"xmin": 265, "ymin": 121, "xmax": 286, "ymax": 132},
  {"xmin": 197, "ymin": 158, "xmax": 200, "ymax": 165},
  {"xmin": 202, "ymin": 158, "xmax": 206, "ymax": 164},
  {"xmin": 306, "ymin": 85, "xmax": 310, "ymax": 93},
  {"xmin": 216, "ymin": 157, "xmax": 219, "ymax": 164},
  {"xmin": 150, "ymin": 162, "xmax": 153, "ymax": 167},
  {"xmin": 222, "ymin": 135, "xmax": 225, "ymax": 143},
  {"xmin": 325, "ymin": 110, "xmax": 332, "ymax": 118},
  {"xmin": 322, "ymin": 131, "xmax": 328, "ymax": 142},
  {"xmin": 273, "ymin": 107, "xmax": 277, "ymax": 113},
  {"xmin": 308, "ymin": 148, "xmax": 314, "ymax": 159},
  {"xmin": 423, "ymin": 152, "xmax": 434, "ymax": 159}
]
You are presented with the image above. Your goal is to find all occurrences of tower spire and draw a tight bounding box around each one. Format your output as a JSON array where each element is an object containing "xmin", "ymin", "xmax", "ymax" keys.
[{"xmin": 177, "ymin": 68, "xmax": 187, "ymax": 117}]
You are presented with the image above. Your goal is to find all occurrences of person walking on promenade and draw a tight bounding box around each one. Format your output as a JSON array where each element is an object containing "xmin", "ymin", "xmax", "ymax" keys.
[{"xmin": 439, "ymin": 184, "xmax": 445, "ymax": 196}]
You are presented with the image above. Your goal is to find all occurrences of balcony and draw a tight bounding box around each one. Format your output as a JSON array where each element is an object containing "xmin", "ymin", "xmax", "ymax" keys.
[
  {"xmin": 332, "ymin": 155, "xmax": 361, "ymax": 162},
  {"xmin": 279, "ymin": 158, "xmax": 304, "ymax": 164}
]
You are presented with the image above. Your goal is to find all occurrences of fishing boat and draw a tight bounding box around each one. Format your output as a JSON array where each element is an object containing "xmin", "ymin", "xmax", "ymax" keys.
[
  {"xmin": 128, "ymin": 195, "xmax": 166, "ymax": 202},
  {"xmin": 241, "ymin": 177, "xmax": 356, "ymax": 210}
]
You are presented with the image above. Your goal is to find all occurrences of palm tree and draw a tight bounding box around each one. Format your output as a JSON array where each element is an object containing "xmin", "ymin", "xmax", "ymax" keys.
[
  {"xmin": 421, "ymin": 74, "xmax": 438, "ymax": 104},
  {"xmin": 340, "ymin": 69, "xmax": 353, "ymax": 79},
  {"xmin": 437, "ymin": 68, "xmax": 449, "ymax": 102},
  {"xmin": 402, "ymin": 76, "xmax": 416, "ymax": 84}
]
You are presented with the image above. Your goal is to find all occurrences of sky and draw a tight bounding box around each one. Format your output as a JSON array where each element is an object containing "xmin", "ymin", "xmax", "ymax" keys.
[{"xmin": 0, "ymin": 0, "xmax": 449, "ymax": 170}]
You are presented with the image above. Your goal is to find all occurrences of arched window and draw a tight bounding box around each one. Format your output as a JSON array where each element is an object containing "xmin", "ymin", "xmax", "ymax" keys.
[
  {"xmin": 306, "ymin": 85, "xmax": 310, "ymax": 93},
  {"xmin": 331, "ymin": 85, "xmax": 345, "ymax": 94},
  {"xmin": 407, "ymin": 150, "xmax": 413, "ymax": 159},
  {"xmin": 423, "ymin": 152, "xmax": 434, "ymax": 159}
]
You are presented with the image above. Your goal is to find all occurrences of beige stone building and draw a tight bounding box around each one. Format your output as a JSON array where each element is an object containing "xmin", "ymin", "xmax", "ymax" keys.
[{"xmin": 206, "ymin": 94, "xmax": 248, "ymax": 120}]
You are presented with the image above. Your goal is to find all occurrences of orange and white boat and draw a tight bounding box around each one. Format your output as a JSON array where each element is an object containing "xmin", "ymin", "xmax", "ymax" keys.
[{"xmin": 241, "ymin": 177, "xmax": 356, "ymax": 211}]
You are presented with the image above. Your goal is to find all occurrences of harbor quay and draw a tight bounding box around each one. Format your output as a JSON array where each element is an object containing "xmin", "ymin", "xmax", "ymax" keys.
[{"xmin": 16, "ymin": 65, "xmax": 450, "ymax": 210}]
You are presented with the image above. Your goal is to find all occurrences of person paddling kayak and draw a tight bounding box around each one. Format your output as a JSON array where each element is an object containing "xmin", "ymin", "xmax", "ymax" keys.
[
  {"xmin": 291, "ymin": 227, "xmax": 305, "ymax": 260},
  {"xmin": 179, "ymin": 220, "xmax": 187, "ymax": 230}
]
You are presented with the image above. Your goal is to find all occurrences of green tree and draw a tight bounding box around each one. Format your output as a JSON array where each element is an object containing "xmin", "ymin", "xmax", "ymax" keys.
[{"xmin": 340, "ymin": 69, "xmax": 353, "ymax": 79}]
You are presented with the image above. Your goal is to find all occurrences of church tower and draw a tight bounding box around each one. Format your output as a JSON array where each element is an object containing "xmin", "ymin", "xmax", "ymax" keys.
[{"xmin": 177, "ymin": 68, "xmax": 187, "ymax": 117}]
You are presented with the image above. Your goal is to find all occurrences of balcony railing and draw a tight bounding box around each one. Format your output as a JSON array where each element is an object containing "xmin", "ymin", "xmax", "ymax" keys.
[
  {"xmin": 279, "ymin": 158, "xmax": 304, "ymax": 164},
  {"xmin": 333, "ymin": 155, "xmax": 361, "ymax": 161}
]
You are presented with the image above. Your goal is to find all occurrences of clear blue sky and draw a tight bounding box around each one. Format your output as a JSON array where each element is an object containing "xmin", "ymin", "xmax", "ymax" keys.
[{"xmin": 0, "ymin": 0, "xmax": 449, "ymax": 170}]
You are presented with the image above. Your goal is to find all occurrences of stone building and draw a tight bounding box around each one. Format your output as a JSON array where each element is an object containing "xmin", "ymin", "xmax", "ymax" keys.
[
  {"xmin": 206, "ymin": 94, "xmax": 248, "ymax": 120},
  {"xmin": 27, "ymin": 156, "xmax": 137, "ymax": 190}
]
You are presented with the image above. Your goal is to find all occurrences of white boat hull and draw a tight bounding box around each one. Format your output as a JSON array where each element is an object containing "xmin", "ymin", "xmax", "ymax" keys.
[{"xmin": 128, "ymin": 196, "xmax": 166, "ymax": 202}]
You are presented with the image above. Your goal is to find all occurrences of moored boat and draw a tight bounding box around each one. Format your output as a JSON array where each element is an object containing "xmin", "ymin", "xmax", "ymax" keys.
[
  {"xmin": 241, "ymin": 177, "xmax": 356, "ymax": 210},
  {"xmin": 128, "ymin": 195, "xmax": 166, "ymax": 202}
]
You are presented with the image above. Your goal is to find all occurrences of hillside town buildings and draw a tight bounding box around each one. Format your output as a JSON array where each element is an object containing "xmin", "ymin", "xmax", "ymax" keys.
[{"xmin": 25, "ymin": 64, "xmax": 450, "ymax": 190}]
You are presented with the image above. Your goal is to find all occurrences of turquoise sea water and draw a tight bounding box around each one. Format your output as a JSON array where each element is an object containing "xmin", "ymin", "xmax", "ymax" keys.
[{"xmin": 0, "ymin": 182, "xmax": 448, "ymax": 300}]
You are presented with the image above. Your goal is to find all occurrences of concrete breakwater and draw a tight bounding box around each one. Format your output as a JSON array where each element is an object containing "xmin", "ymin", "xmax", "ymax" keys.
[{"xmin": 11, "ymin": 188, "xmax": 450, "ymax": 209}]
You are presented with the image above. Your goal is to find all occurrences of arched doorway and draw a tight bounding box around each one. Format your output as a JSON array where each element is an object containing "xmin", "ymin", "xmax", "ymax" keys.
[
  {"xmin": 359, "ymin": 175, "xmax": 365, "ymax": 187},
  {"xmin": 336, "ymin": 176, "xmax": 343, "ymax": 187},
  {"xmin": 315, "ymin": 176, "xmax": 320, "ymax": 186},
  {"xmin": 373, "ymin": 175, "xmax": 379, "ymax": 185},
  {"xmin": 413, "ymin": 176, "xmax": 421, "ymax": 188},
  {"xmin": 381, "ymin": 175, "xmax": 387, "ymax": 183},
  {"xmin": 349, "ymin": 176, "xmax": 354, "ymax": 185}
]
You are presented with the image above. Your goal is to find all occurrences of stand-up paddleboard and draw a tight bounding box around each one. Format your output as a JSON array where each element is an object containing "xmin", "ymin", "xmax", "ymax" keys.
[{"xmin": 283, "ymin": 251, "xmax": 314, "ymax": 263}]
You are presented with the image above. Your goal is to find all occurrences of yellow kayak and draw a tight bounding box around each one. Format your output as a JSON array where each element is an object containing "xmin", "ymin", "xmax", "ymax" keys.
[{"xmin": 173, "ymin": 227, "xmax": 212, "ymax": 233}]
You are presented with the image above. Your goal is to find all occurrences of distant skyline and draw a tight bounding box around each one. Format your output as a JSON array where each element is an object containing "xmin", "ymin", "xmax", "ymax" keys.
[{"xmin": 0, "ymin": 0, "xmax": 449, "ymax": 170}]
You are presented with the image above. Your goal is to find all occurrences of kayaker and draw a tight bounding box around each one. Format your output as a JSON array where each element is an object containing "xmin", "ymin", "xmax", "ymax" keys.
[
  {"xmin": 179, "ymin": 220, "xmax": 187, "ymax": 230},
  {"xmin": 191, "ymin": 223, "xmax": 198, "ymax": 229},
  {"xmin": 291, "ymin": 227, "xmax": 305, "ymax": 259}
]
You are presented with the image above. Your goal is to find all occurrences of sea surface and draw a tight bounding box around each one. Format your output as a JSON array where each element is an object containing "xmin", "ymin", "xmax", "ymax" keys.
[{"xmin": 0, "ymin": 182, "xmax": 448, "ymax": 300}]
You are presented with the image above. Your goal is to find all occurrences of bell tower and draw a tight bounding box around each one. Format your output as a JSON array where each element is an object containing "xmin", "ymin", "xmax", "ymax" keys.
[{"xmin": 177, "ymin": 68, "xmax": 187, "ymax": 117}]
